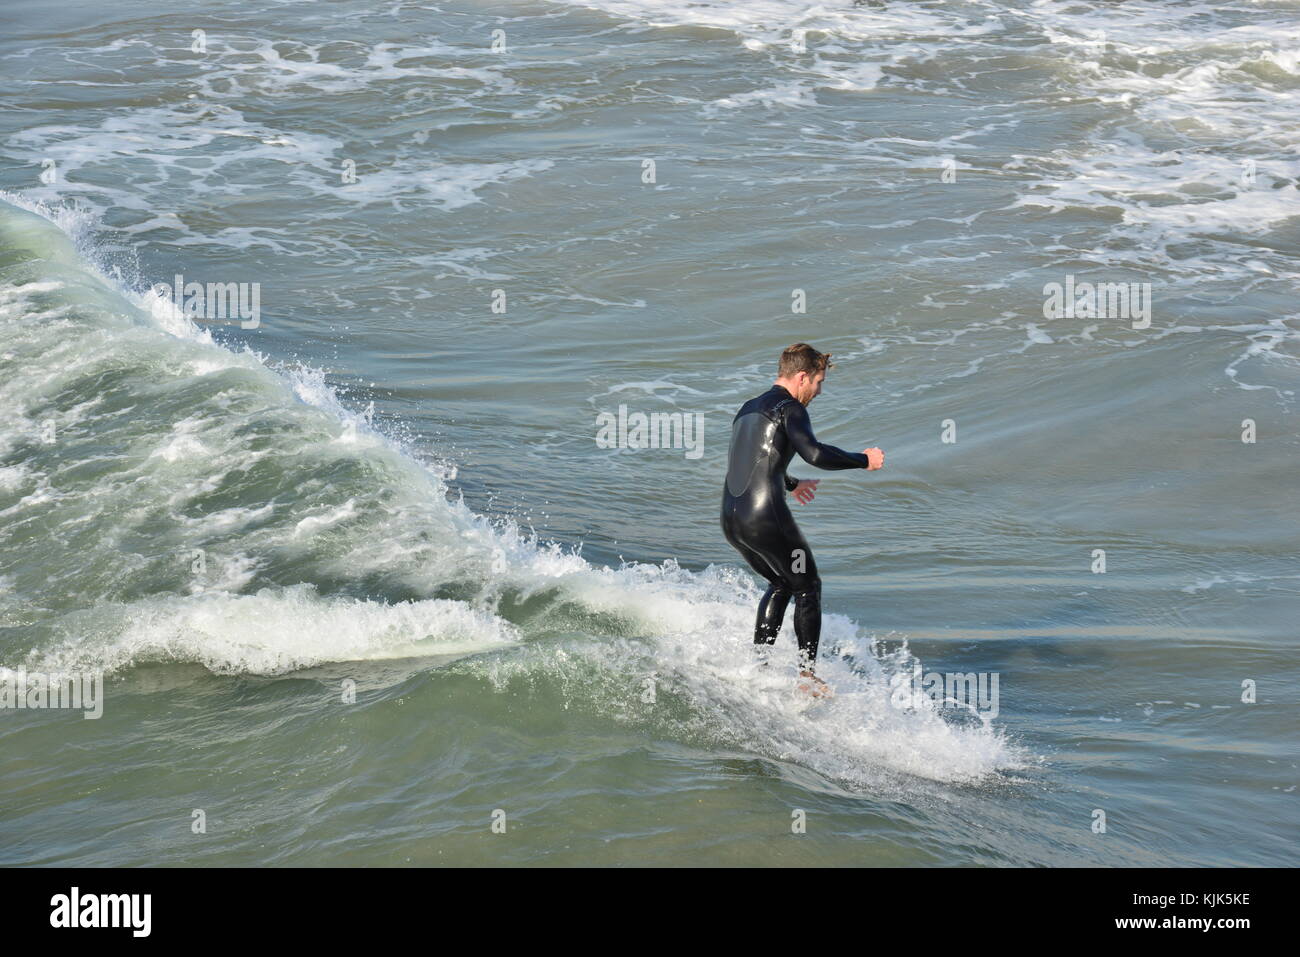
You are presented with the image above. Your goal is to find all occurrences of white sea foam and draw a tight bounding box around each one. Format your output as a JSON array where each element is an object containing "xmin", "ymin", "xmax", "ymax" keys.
[
  {"xmin": 472, "ymin": 559, "xmax": 1023, "ymax": 786},
  {"xmin": 32, "ymin": 586, "xmax": 522, "ymax": 676},
  {"xmin": 0, "ymin": 192, "xmax": 1025, "ymax": 785}
]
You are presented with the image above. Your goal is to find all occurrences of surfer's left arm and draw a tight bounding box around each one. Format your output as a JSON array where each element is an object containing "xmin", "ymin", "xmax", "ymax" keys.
[{"xmin": 789, "ymin": 477, "xmax": 819, "ymax": 504}]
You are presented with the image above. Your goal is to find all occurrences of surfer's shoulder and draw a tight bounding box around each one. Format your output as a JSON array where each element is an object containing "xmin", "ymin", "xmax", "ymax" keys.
[{"xmin": 754, "ymin": 386, "xmax": 797, "ymax": 419}]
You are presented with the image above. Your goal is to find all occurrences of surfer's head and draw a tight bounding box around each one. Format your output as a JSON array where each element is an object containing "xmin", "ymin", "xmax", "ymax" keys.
[{"xmin": 775, "ymin": 342, "xmax": 832, "ymax": 405}]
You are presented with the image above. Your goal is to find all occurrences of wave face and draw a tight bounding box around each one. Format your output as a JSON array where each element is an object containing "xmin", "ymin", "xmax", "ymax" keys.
[
  {"xmin": 0, "ymin": 195, "xmax": 1021, "ymax": 798},
  {"xmin": 1, "ymin": 0, "xmax": 1296, "ymax": 866},
  {"xmin": 0, "ymin": 194, "xmax": 520, "ymax": 669}
]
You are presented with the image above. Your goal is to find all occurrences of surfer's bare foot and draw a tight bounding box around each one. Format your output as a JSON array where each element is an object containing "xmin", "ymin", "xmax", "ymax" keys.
[{"xmin": 797, "ymin": 669, "xmax": 833, "ymax": 699}]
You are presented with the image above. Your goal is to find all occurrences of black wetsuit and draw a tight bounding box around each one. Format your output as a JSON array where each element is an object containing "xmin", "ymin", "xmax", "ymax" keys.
[{"xmin": 721, "ymin": 385, "xmax": 869, "ymax": 666}]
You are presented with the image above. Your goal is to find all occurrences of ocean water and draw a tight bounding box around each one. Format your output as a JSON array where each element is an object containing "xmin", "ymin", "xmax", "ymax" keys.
[{"xmin": 0, "ymin": 0, "xmax": 1296, "ymax": 866}]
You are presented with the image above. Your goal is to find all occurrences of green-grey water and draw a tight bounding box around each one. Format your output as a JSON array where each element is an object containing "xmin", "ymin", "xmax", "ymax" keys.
[{"xmin": 1, "ymin": 0, "xmax": 1297, "ymax": 866}]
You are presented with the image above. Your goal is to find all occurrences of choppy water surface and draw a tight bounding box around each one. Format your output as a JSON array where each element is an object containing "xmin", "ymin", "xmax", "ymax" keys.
[{"xmin": 1, "ymin": 0, "xmax": 1297, "ymax": 865}]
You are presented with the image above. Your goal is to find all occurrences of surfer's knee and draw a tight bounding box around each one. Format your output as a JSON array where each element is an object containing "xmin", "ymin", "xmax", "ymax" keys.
[{"xmin": 792, "ymin": 577, "xmax": 820, "ymax": 604}]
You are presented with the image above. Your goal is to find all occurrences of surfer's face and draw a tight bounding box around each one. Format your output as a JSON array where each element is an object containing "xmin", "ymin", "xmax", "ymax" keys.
[{"xmin": 797, "ymin": 371, "xmax": 825, "ymax": 405}]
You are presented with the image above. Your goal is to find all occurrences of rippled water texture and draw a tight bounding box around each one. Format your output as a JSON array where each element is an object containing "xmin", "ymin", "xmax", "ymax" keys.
[{"xmin": 1, "ymin": 0, "xmax": 1296, "ymax": 866}]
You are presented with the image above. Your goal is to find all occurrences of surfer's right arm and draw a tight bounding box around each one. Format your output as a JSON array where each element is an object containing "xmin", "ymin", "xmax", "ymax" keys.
[{"xmin": 783, "ymin": 402, "xmax": 874, "ymax": 471}]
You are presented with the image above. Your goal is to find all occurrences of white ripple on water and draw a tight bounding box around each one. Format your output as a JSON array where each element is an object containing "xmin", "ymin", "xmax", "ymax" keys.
[{"xmin": 0, "ymin": 193, "xmax": 1024, "ymax": 787}]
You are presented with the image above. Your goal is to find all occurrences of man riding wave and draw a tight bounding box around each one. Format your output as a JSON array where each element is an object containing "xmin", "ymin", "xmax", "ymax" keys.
[{"xmin": 720, "ymin": 343, "xmax": 884, "ymax": 698}]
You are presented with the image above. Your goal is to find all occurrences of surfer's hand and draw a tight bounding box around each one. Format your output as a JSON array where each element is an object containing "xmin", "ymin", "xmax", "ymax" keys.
[
  {"xmin": 791, "ymin": 479, "xmax": 819, "ymax": 504},
  {"xmin": 864, "ymin": 447, "xmax": 884, "ymax": 470}
]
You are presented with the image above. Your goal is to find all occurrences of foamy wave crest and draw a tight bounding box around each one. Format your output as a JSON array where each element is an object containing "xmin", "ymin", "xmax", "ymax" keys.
[
  {"xmin": 30, "ymin": 586, "xmax": 520, "ymax": 676},
  {"xmin": 0, "ymin": 192, "xmax": 1023, "ymax": 785},
  {"xmin": 469, "ymin": 560, "xmax": 1027, "ymax": 786}
]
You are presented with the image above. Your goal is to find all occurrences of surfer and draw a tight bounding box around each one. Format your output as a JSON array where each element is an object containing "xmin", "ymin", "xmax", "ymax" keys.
[{"xmin": 721, "ymin": 343, "xmax": 884, "ymax": 698}]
